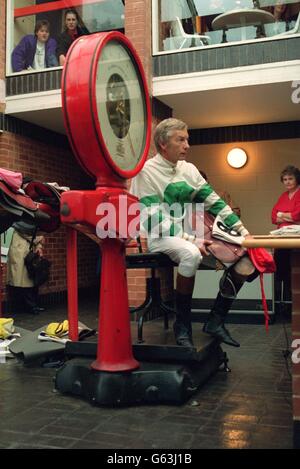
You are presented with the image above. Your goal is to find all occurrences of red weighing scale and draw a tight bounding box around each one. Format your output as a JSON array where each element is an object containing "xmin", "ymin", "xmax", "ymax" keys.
[{"xmin": 55, "ymin": 32, "xmax": 225, "ymax": 406}]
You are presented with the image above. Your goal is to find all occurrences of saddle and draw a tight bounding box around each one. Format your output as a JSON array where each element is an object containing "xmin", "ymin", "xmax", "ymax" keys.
[
  {"xmin": 194, "ymin": 211, "xmax": 247, "ymax": 266},
  {"xmin": 0, "ymin": 171, "xmax": 62, "ymax": 234},
  {"xmin": 0, "ymin": 179, "xmax": 42, "ymax": 234},
  {"xmin": 25, "ymin": 181, "xmax": 61, "ymax": 208}
]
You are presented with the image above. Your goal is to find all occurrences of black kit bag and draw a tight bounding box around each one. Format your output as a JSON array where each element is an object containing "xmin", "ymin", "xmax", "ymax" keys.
[
  {"xmin": 24, "ymin": 230, "xmax": 51, "ymax": 287},
  {"xmin": 24, "ymin": 251, "xmax": 51, "ymax": 287}
]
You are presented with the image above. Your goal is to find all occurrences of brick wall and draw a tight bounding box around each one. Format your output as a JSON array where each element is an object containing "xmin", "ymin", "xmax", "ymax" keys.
[
  {"xmin": 0, "ymin": 131, "xmax": 98, "ymax": 302},
  {"xmin": 125, "ymin": 0, "xmax": 152, "ymax": 94},
  {"xmin": 292, "ymin": 251, "xmax": 300, "ymax": 441}
]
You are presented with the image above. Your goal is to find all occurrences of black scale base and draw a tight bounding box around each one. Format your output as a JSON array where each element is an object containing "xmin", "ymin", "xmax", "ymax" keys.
[{"xmin": 55, "ymin": 339, "xmax": 228, "ymax": 406}]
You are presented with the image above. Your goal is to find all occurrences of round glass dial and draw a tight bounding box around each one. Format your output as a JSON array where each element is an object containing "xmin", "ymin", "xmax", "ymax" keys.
[{"xmin": 96, "ymin": 40, "xmax": 147, "ymax": 172}]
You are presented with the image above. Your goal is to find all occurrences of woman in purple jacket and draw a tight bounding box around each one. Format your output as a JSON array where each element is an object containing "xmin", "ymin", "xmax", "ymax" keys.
[{"xmin": 12, "ymin": 20, "xmax": 58, "ymax": 72}]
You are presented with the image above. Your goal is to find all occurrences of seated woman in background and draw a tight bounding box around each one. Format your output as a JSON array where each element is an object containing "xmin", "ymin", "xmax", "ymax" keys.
[
  {"xmin": 12, "ymin": 20, "xmax": 58, "ymax": 72},
  {"xmin": 271, "ymin": 165, "xmax": 300, "ymax": 313},
  {"xmin": 56, "ymin": 9, "xmax": 89, "ymax": 66}
]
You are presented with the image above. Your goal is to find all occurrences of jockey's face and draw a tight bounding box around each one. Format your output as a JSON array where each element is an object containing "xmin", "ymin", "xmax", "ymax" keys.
[{"xmin": 160, "ymin": 129, "xmax": 190, "ymax": 164}]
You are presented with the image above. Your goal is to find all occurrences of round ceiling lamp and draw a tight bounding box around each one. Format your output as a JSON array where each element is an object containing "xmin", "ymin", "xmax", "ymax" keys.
[{"xmin": 227, "ymin": 148, "xmax": 248, "ymax": 169}]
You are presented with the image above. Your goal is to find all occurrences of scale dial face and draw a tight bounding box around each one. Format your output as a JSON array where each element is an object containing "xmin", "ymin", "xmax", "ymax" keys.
[
  {"xmin": 62, "ymin": 32, "xmax": 151, "ymax": 183},
  {"xmin": 95, "ymin": 40, "xmax": 147, "ymax": 173}
]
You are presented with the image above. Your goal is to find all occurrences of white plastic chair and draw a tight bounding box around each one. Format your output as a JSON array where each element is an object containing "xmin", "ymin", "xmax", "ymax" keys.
[
  {"xmin": 172, "ymin": 17, "xmax": 211, "ymax": 49},
  {"xmin": 272, "ymin": 11, "xmax": 300, "ymax": 37}
]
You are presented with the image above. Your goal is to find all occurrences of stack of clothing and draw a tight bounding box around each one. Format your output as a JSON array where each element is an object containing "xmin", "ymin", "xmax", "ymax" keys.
[{"xmin": 270, "ymin": 225, "xmax": 300, "ymax": 236}]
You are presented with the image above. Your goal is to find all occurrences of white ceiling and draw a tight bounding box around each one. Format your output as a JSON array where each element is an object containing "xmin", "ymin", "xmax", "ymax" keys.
[
  {"xmin": 158, "ymin": 81, "xmax": 300, "ymax": 129},
  {"xmin": 152, "ymin": 60, "xmax": 300, "ymax": 129}
]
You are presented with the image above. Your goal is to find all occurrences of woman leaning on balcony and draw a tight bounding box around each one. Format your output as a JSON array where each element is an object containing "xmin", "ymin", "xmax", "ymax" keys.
[
  {"xmin": 11, "ymin": 19, "xmax": 58, "ymax": 73},
  {"xmin": 56, "ymin": 9, "xmax": 89, "ymax": 66}
]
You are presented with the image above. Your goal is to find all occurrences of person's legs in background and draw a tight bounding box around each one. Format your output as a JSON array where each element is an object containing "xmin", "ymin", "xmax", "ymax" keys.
[
  {"xmin": 7, "ymin": 285, "xmax": 22, "ymax": 314},
  {"xmin": 21, "ymin": 286, "xmax": 44, "ymax": 315},
  {"xmin": 7, "ymin": 285, "xmax": 43, "ymax": 315}
]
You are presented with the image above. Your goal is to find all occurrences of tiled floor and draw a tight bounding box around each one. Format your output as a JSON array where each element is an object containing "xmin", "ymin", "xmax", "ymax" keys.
[{"xmin": 0, "ymin": 299, "xmax": 293, "ymax": 449}]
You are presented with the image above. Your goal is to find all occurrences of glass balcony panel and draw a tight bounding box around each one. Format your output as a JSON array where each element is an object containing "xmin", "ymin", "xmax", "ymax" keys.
[
  {"xmin": 8, "ymin": 0, "xmax": 125, "ymax": 75},
  {"xmin": 155, "ymin": 0, "xmax": 300, "ymax": 52}
]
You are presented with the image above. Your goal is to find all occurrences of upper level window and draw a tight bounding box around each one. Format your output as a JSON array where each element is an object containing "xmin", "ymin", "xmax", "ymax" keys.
[
  {"xmin": 7, "ymin": 0, "xmax": 125, "ymax": 75},
  {"xmin": 153, "ymin": 0, "xmax": 300, "ymax": 53}
]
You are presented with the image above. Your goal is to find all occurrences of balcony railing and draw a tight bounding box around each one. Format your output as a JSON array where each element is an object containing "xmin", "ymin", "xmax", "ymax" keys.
[{"xmin": 153, "ymin": 35, "xmax": 300, "ymax": 78}]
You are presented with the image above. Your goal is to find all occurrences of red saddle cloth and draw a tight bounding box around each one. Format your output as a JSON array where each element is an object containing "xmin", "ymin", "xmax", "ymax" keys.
[{"xmin": 248, "ymin": 247, "xmax": 276, "ymax": 331}]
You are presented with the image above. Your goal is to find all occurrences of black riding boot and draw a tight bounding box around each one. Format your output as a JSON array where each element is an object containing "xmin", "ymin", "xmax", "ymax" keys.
[
  {"xmin": 173, "ymin": 291, "xmax": 194, "ymax": 348},
  {"xmin": 202, "ymin": 266, "xmax": 249, "ymax": 347},
  {"xmin": 203, "ymin": 293, "xmax": 240, "ymax": 347}
]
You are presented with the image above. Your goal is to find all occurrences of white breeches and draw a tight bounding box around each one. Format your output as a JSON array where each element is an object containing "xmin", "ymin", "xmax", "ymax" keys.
[{"xmin": 148, "ymin": 236, "xmax": 202, "ymax": 278}]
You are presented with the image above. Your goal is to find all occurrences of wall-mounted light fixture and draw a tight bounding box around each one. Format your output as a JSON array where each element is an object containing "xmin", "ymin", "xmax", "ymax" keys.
[{"xmin": 227, "ymin": 148, "xmax": 248, "ymax": 169}]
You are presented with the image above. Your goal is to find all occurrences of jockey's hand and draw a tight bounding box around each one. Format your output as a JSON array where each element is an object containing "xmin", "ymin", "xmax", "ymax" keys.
[{"xmin": 196, "ymin": 239, "xmax": 212, "ymax": 256}]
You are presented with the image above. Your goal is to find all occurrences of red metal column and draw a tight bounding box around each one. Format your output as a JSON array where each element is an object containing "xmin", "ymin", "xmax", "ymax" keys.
[
  {"xmin": 91, "ymin": 238, "xmax": 139, "ymax": 372},
  {"xmin": 66, "ymin": 226, "xmax": 78, "ymax": 341}
]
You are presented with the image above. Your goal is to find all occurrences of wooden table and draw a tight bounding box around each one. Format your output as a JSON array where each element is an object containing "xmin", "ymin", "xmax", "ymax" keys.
[{"xmin": 243, "ymin": 235, "xmax": 300, "ymax": 448}]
